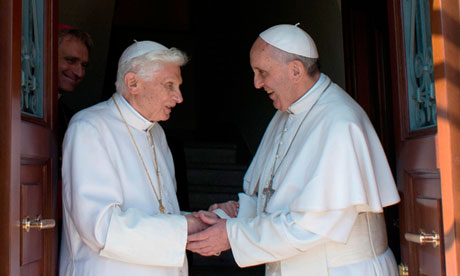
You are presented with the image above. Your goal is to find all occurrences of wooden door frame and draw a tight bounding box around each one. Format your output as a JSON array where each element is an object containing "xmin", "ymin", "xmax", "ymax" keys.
[
  {"xmin": 387, "ymin": 0, "xmax": 460, "ymax": 274},
  {"xmin": 0, "ymin": 0, "xmax": 59, "ymax": 274},
  {"xmin": 431, "ymin": 0, "xmax": 460, "ymax": 273}
]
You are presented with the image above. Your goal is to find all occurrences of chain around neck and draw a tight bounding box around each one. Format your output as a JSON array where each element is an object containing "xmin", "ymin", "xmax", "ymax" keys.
[
  {"xmin": 112, "ymin": 95, "xmax": 165, "ymax": 214},
  {"xmin": 262, "ymin": 80, "xmax": 331, "ymax": 212}
]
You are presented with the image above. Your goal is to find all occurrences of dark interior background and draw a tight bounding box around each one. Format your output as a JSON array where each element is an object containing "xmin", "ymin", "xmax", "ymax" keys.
[{"xmin": 58, "ymin": 0, "xmax": 345, "ymax": 155}]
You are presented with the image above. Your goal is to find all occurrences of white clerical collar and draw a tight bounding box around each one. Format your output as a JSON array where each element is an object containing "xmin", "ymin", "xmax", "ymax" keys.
[
  {"xmin": 112, "ymin": 92, "xmax": 156, "ymax": 131},
  {"xmin": 287, "ymin": 73, "xmax": 331, "ymax": 115}
]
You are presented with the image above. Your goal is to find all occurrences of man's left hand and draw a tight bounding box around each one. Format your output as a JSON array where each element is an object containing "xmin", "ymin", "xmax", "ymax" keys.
[
  {"xmin": 186, "ymin": 219, "xmax": 230, "ymax": 256},
  {"xmin": 185, "ymin": 213, "xmax": 209, "ymax": 234}
]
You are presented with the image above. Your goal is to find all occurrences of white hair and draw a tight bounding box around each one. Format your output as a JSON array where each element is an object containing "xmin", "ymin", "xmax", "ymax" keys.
[{"xmin": 115, "ymin": 47, "xmax": 188, "ymax": 94}]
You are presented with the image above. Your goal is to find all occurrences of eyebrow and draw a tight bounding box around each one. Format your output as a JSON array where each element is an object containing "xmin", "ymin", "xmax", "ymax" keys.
[
  {"xmin": 64, "ymin": 56, "xmax": 89, "ymax": 64},
  {"xmin": 253, "ymin": 67, "xmax": 265, "ymax": 73}
]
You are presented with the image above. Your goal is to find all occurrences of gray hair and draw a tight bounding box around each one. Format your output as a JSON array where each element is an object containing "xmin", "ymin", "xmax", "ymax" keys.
[
  {"xmin": 115, "ymin": 47, "xmax": 188, "ymax": 94},
  {"xmin": 270, "ymin": 46, "xmax": 320, "ymax": 77}
]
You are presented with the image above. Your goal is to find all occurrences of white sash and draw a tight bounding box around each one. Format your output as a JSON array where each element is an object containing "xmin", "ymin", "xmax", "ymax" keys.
[{"xmin": 280, "ymin": 212, "xmax": 388, "ymax": 275}]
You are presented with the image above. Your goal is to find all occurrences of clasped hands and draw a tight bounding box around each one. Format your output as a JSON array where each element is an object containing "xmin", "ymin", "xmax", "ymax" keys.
[{"xmin": 185, "ymin": 200, "xmax": 239, "ymax": 257}]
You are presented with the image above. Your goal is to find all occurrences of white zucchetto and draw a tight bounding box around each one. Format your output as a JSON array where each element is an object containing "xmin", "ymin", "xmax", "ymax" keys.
[
  {"xmin": 259, "ymin": 23, "xmax": 319, "ymax": 58},
  {"xmin": 118, "ymin": 40, "xmax": 168, "ymax": 66}
]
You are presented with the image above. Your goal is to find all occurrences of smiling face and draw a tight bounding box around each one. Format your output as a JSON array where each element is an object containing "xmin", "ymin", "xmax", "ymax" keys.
[
  {"xmin": 250, "ymin": 38, "xmax": 298, "ymax": 112},
  {"xmin": 58, "ymin": 36, "xmax": 89, "ymax": 92},
  {"xmin": 127, "ymin": 62, "xmax": 183, "ymax": 122}
]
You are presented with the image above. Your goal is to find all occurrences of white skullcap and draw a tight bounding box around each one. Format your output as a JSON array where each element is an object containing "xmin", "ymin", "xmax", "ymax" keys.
[
  {"xmin": 259, "ymin": 23, "xmax": 318, "ymax": 58},
  {"xmin": 118, "ymin": 40, "xmax": 168, "ymax": 66}
]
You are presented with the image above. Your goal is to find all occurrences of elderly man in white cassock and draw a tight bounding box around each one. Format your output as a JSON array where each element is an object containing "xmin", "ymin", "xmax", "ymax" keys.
[
  {"xmin": 60, "ymin": 40, "xmax": 208, "ymax": 276},
  {"xmin": 187, "ymin": 24, "xmax": 401, "ymax": 275}
]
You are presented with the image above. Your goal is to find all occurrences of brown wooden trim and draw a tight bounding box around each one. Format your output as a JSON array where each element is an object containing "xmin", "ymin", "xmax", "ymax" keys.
[
  {"xmin": 21, "ymin": 114, "xmax": 49, "ymax": 127},
  {"xmin": 48, "ymin": 0, "xmax": 59, "ymax": 132},
  {"xmin": 402, "ymin": 168, "xmax": 416, "ymax": 270},
  {"xmin": 387, "ymin": 0, "xmax": 409, "ymax": 143},
  {"xmin": 44, "ymin": 0, "xmax": 59, "ymax": 274},
  {"xmin": 20, "ymin": 0, "xmax": 57, "ymax": 129},
  {"xmin": 387, "ymin": 0, "xmax": 438, "ymax": 142},
  {"xmin": 431, "ymin": 0, "xmax": 460, "ymax": 274},
  {"xmin": 0, "ymin": 0, "xmax": 22, "ymax": 275},
  {"xmin": 406, "ymin": 126, "xmax": 437, "ymax": 140},
  {"xmin": 341, "ymin": 0, "xmax": 358, "ymax": 100},
  {"xmin": 404, "ymin": 169, "xmax": 441, "ymax": 197},
  {"xmin": 401, "ymin": 0, "xmax": 437, "ymax": 143}
]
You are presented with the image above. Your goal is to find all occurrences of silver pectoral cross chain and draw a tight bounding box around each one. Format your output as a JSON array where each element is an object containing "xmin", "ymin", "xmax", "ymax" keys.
[
  {"xmin": 261, "ymin": 119, "xmax": 290, "ymax": 213},
  {"xmin": 259, "ymin": 80, "xmax": 332, "ymax": 214},
  {"xmin": 262, "ymin": 175, "xmax": 276, "ymax": 213}
]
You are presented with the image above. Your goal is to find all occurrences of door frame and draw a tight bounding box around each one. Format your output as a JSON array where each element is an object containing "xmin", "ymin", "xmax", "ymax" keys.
[{"xmin": 430, "ymin": 0, "xmax": 460, "ymax": 273}]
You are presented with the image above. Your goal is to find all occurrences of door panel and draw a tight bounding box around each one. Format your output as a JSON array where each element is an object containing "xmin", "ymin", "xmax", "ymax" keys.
[
  {"xmin": 21, "ymin": 173, "xmax": 44, "ymax": 265},
  {"xmin": 20, "ymin": 125, "xmax": 56, "ymax": 276},
  {"xmin": 20, "ymin": 162, "xmax": 49, "ymax": 274},
  {"xmin": 405, "ymin": 170, "xmax": 445, "ymax": 275},
  {"xmin": 0, "ymin": 0, "xmax": 22, "ymax": 274},
  {"xmin": 21, "ymin": 121, "xmax": 51, "ymax": 157},
  {"xmin": 387, "ymin": 0, "xmax": 446, "ymax": 274},
  {"xmin": 0, "ymin": 0, "xmax": 59, "ymax": 275},
  {"xmin": 18, "ymin": 0, "xmax": 59, "ymax": 272}
]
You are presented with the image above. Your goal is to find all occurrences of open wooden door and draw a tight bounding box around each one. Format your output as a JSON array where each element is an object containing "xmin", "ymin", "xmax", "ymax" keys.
[
  {"xmin": 0, "ymin": 0, "xmax": 59, "ymax": 275},
  {"xmin": 342, "ymin": 0, "xmax": 460, "ymax": 275},
  {"xmin": 386, "ymin": 0, "xmax": 459, "ymax": 274}
]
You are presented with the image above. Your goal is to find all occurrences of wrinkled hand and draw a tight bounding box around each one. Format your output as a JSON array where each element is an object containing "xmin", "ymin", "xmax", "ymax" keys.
[
  {"xmin": 185, "ymin": 213, "xmax": 210, "ymax": 234},
  {"xmin": 187, "ymin": 218, "xmax": 230, "ymax": 256},
  {"xmin": 193, "ymin": 210, "xmax": 220, "ymax": 225},
  {"xmin": 209, "ymin": 200, "xmax": 239, "ymax": 218}
]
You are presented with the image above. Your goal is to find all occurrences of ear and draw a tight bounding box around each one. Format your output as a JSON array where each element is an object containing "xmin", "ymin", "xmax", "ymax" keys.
[
  {"xmin": 124, "ymin": 72, "xmax": 140, "ymax": 95},
  {"xmin": 289, "ymin": 60, "xmax": 305, "ymax": 82}
]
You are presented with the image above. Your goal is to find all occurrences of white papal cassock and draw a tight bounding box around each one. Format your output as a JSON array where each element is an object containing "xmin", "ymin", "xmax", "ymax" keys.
[
  {"xmin": 60, "ymin": 92, "xmax": 188, "ymax": 276},
  {"xmin": 226, "ymin": 74, "xmax": 400, "ymax": 275}
]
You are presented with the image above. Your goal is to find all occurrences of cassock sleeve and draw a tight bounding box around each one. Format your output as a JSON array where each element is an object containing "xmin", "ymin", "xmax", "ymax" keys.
[
  {"xmin": 62, "ymin": 119, "xmax": 187, "ymax": 267},
  {"xmin": 214, "ymin": 193, "xmax": 257, "ymax": 219},
  {"xmin": 227, "ymin": 206, "xmax": 358, "ymax": 267},
  {"xmin": 237, "ymin": 192, "xmax": 257, "ymax": 218}
]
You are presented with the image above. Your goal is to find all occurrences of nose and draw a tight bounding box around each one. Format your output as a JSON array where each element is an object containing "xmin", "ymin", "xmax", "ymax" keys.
[
  {"xmin": 72, "ymin": 63, "xmax": 86, "ymax": 78},
  {"xmin": 254, "ymin": 75, "xmax": 263, "ymax": 89},
  {"xmin": 174, "ymin": 89, "xmax": 183, "ymax": 104}
]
